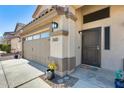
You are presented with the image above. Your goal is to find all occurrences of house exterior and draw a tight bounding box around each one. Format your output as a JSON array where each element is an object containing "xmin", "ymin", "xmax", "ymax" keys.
[
  {"xmin": 19, "ymin": 5, "xmax": 124, "ymax": 77},
  {"xmin": 0, "ymin": 37, "xmax": 4, "ymax": 44},
  {"xmin": 3, "ymin": 23, "xmax": 25, "ymax": 53},
  {"xmin": 3, "ymin": 32, "xmax": 15, "ymax": 44},
  {"xmin": 10, "ymin": 23, "xmax": 25, "ymax": 53}
]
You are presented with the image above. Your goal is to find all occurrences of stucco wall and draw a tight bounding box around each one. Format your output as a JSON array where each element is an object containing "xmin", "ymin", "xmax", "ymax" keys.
[
  {"xmin": 50, "ymin": 15, "xmax": 69, "ymax": 58},
  {"xmin": 50, "ymin": 10, "xmax": 77, "ymax": 76},
  {"xmin": 75, "ymin": 5, "xmax": 124, "ymax": 71},
  {"xmin": 50, "ymin": 35, "xmax": 63, "ymax": 58},
  {"xmin": 11, "ymin": 38, "xmax": 22, "ymax": 53}
]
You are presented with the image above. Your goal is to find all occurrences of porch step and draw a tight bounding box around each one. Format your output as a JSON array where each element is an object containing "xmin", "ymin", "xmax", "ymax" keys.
[{"xmin": 80, "ymin": 64, "xmax": 99, "ymax": 71}]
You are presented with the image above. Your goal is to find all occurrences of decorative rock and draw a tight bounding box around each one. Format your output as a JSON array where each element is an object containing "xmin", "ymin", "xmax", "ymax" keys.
[
  {"xmin": 64, "ymin": 76, "xmax": 70, "ymax": 80},
  {"xmin": 57, "ymin": 79, "xmax": 64, "ymax": 83}
]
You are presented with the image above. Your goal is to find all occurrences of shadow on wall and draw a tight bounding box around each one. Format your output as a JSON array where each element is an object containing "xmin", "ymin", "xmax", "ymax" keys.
[{"xmin": 27, "ymin": 61, "xmax": 48, "ymax": 72}]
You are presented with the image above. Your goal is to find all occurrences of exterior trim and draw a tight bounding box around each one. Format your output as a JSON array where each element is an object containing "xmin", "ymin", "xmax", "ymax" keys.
[
  {"xmin": 32, "ymin": 5, "xmax": 42, "ymax": 18},
  {"xmin": 51, "ymin": 30, "xmax": 68, "ymax": 36},
  {"xmin": 21, "ymin": 23, "xmax": 51, "ymax": 37},
  {"xmin": 52, "ymin": 5, "xmax": 77, "ymax": 21},
  {"xmin": 20, "ymin": 9, "xmax": 58, "ymax": 35}
]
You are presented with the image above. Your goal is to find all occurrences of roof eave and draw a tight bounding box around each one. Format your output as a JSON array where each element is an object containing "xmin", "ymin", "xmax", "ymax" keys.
[{"xmin": 32, "ymin": 5, "xmax": 42, "ymax": 18}]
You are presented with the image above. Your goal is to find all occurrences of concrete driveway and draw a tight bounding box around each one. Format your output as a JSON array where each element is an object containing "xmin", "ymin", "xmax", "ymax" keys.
[
  {"xmin": 0, "ymin": 58, "xmax": 115, "ymax": 88},
  {"xmin": 0, "ymin": 59, "xmax": 51, "ymax": 88}
]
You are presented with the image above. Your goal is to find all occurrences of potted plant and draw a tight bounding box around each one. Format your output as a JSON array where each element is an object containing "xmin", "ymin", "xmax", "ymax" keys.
[
  {"xmin": 45, "ymin": 63, "xmax": 57, "ymax": 80},
  {"xmin": 14, "ymin": 52, "xmax": 19, "ymax": 59},
  {"xmin": 115, "ymin": 69, "xmax": 124, "ymax": 88}
]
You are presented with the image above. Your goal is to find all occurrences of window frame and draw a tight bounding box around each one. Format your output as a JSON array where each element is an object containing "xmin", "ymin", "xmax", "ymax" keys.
[
  {"xmin": 40, "ymin": 32, "xmax": 50, "ymax": 39},
  {"xmin": 26, "ymin": 36, "xmax": 33, "ymax": 41},
  {"xmin": 33, "ymin": 34, "xmax": 40, "ymax": 40},
  {"xmin": 83, "ymin": 7, "xmax": 110, "ymax": 24},
  {"xmin": 104, "ymin": 26, "xmax": 110, "ymax": 50}
]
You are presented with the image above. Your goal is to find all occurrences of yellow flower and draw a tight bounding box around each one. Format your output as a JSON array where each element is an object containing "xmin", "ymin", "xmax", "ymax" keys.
[{"xmin": 48, "ymin": 63, "xmax": 57, "ymax": 70}]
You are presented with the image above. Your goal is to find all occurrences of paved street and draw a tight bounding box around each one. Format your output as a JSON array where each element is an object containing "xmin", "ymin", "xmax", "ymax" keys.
[{"xmin": 0, "ymin": 59, "xmax": 51, "ymax": 88}]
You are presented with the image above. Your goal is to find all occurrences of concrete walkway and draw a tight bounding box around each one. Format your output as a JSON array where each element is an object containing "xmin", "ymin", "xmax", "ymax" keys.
[
  {"xmin": 0, "ymin": 58, "xmax": 115, "ymax": 88},
  {"xmin": 71, "ymin": 65, "xmax": 115, "ymax": 88},
  {"xmin": 0, "ymin": 59, "xmax": 51, "ymax": 88}
]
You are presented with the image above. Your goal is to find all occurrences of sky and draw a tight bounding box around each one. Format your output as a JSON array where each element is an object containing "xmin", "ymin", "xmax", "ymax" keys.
[{"xmin": 0, "ymin": 5, "xmax": 36, "ymax": 36}]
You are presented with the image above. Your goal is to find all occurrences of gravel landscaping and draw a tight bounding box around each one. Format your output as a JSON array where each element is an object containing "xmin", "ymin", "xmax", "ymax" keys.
[{"xmin": 40, "ymin": 74, "xmax": 79, "ymax": 88}]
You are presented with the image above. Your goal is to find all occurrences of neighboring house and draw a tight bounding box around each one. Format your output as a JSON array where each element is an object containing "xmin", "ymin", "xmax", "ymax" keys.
[
  {"xmin": 3, "ymin": 23, "xmax": 25, "ymax": 53},
  {"xmin": 10, "ymin": 23, "xmax": 25, "ymax": 53},
  {"xmin": 3, "ymin": 32, "xmax": 15, "ymax": 44},
  {"xmin": 0, "ymin": 36, "xmax": 4, "ymax": 44},
  {"xmin": 19, "ymin": 5, "xmax": 124, "ymax": 77}
]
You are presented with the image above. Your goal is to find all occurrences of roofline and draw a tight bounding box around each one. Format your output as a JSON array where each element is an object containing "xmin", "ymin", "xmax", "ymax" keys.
[
  {"xmin": 14, "ymin": 23, "xmax": 19, "ymax": 32},
  {"xmin": 14, "ymin": 23, "xmax": 25, "ymax": 32},
  {"xmin": 71, "ymin": 5, "xmax": 84, "ymax": 9},
  {"xmin": 32, "ymin": 5, "xmax": 42, "ymax": 18},
  {"xmin": 3, "ymin": 32, "xmax": 15, "ymax": 36},
  {"xmin": 20, "ymin": 6, "xmax": 78, "ymax": 34}
]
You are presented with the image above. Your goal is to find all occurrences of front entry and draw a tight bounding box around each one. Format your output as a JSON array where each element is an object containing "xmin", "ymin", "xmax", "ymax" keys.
[{"xmin": 82, "ymin": 27, "xmax": 101, "ymax": 67}]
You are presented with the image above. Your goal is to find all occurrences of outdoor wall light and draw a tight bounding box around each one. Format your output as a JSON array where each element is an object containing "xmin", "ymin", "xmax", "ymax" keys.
[{"xmin": 52, "ymin": 22, "xmax": 58, "ymax": 29}]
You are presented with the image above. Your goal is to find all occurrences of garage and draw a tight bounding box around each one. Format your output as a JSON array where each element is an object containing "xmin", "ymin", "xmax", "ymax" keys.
[{"xmin": 23, "ymin": 32, "xmax": 50, "ymax": 66}]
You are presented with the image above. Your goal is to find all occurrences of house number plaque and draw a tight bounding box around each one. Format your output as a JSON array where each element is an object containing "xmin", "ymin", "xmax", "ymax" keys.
[{"xmin": 52, "ymin": 37, "xmax": 58, "ymax": 41}]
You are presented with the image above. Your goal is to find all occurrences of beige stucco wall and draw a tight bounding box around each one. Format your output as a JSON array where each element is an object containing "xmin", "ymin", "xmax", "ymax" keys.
[
  {"xmin": 50, "ymin": 9, "xmax": 77, "ymax": 76},
  {"xmin": 50, "ymin": 35, "xmax": 63, "ymax": 58},
  {"xmin": 50, "ymin": 6, "xmax": 80, "ymax": 70},
  {"xmin": 50, "ymin": 15, "xmax": 69, "ymax": 58},
  {"xmin": 50, "ymin": 35, "xmax": 68, "ymax": 58},
  {"xmin": 65, "ymin": 6, "xmax": 82, "ymax": 66},
  {"xmin": 50, "ymin": 11, "xmax": 77, "ymax": 58},
  {"xmin": 11, "ymin": 38, "xmax": 22, "ymax": 53},
  {"xmin": 75, "ymin": 5, "xmax": 124, "ymax": 71}
]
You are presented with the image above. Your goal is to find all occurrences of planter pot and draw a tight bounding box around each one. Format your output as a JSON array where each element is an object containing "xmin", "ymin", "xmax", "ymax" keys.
[
  {"xmin": 14, "ymin": 54, "xmax": 18, "ymax": 59},
  {"xmin": 45, "ymin": 69, "xmax": 55, "ymax": 80},
  {"xmin": 115, "ymin": 79, "xmax": 124, "ymax": 88}
]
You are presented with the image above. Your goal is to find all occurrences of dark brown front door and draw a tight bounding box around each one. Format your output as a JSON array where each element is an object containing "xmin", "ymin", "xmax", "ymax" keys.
[{"xmin": 82, "ymin": 27, "xmax": 101, "ymax": 67}]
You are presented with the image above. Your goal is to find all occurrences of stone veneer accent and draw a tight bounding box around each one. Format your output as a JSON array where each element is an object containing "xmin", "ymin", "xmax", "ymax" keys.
[{"xmin": 49, "ymin": 56, "xmax": 76, "ymax": 76}]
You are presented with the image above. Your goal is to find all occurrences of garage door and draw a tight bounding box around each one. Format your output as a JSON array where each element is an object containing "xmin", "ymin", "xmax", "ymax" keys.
[{"xmin": 23, "ymin": 33, "xmax": 50, "ymax": 66}]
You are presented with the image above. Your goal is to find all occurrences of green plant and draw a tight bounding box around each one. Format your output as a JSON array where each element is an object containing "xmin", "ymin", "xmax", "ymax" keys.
[
  {"xmin": 0, "ymin": 44, "xmax": 2, "ymax": 50},
  {"xmin": 0, "ymin": 44, "xmax": 11, "ymax": 53}
]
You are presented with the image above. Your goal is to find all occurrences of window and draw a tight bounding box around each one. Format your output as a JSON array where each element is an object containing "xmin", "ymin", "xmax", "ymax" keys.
[
  {"xmin": 104, "ymin": 26, "xmax": 110, "ymax": 50},
  {"xmin": 33, "ymin": 34, "xmax": 40, "ymax": 40},
  {"xmin": 25, "ymin": 37, "xmax": 28, "ymax": 41},
  {"xmin": 83, "ymin": 7, "xmax": 110, "ymax": 24},
  {"xmin": 27, "ymin": 36, "xmax": 33, "ymax": 41},
  {"xmin": 41, "ymin": 32, "xmax": 50, "ymax": 38}
]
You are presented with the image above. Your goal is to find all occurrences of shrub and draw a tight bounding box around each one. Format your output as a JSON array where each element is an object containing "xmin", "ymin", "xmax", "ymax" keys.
[
  {"xmin": 0, "ymin": 44, "xmax": 2, "ymax": 50},
  {"xmin": 0, "ymin": 44, "xmax": 11, "ymax": 53}
]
